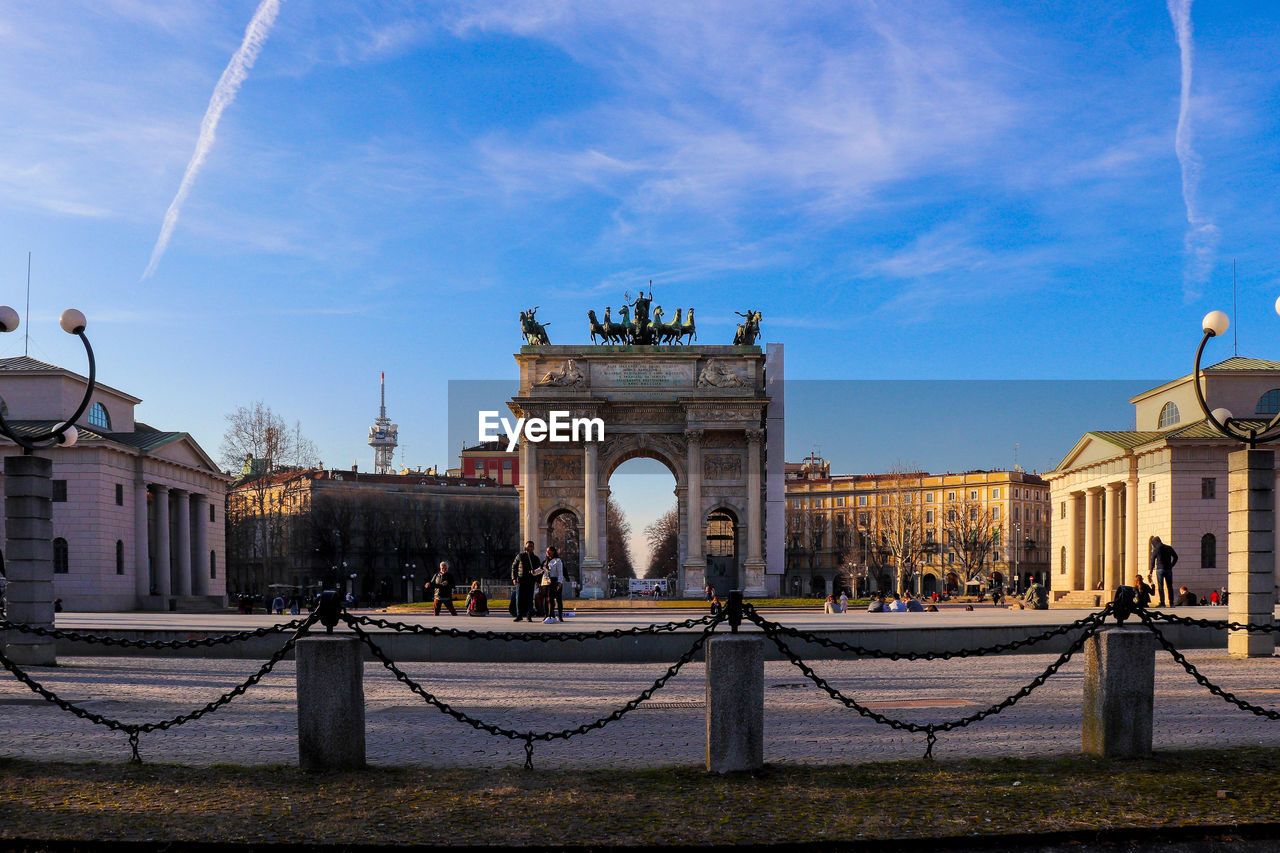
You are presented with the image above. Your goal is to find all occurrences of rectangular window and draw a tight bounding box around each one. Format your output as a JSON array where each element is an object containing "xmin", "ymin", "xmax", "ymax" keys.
[
  {"xmin": 947, "ymin": 491, "xmax": 956, "ymax": 501},
  {"xmin": 1014, "ymin": 506, "xmax": 1021, "ymax": 521},
  {"xmin": 52, "ymin": 480, "xmax": 67, "ymax": 502},
  {"xmin": 1149, "ymin": 482, "xmax": 1156, "ymax": 503},
  {"xmin": 992, "ymin": 488, "xmax": 1000, "ymax": 498},
  {"xmin": 210, "ymin": 504, "xmax": 216, "ymax": 522},
  {"xmin": 835, "ymin": 496, "xmax": 844, "ymax": 507},
  {"xmin": 858, "ymin": 511, "xmax": 869, "ymax": 526},
  {"xmin": 115, "ymin": 483, "xmax": 124, "ymax": 506},
  {"xmin": 925, "ymin": 492, "xmax": 934, "ymax": 502},
  {"xmin": 503, "ymin": 459, "xmax": 512, "ymax": 469},
  {"xmin": 991, "ymin": 506, "xmax": 1001, "ymax": 519},
  {"xmin": 925, "ymin": 509, "xmax": 934, "ymax": 523},
  {"xmin": 1201, "ymin": 478, "xmax": 1216, "ymax": 499},
  {"xmin": 1013, "ymin": 488, "xmax": 1020, "ymax": 498},
  {"xmin": 1060, "ymin": 502, "xmax": 1066, "ymax": 519},
  {"xmin": 857, "ymin": 495, "xmax": 867, "ymax": 506},
  {"xmin": 969, "ymin": 489, "xmax": 979, "ymax": 500}
]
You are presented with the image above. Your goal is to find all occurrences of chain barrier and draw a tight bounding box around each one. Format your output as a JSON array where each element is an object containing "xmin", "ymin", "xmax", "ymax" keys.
[
  {"xmin": 1139, "ymin": 609, "xmax": 1279, "ymax": 633},
  {"xmin": 0, "ymin": 616, "xmax": 309, "ymax": 649},
  {"xmin": 344, "ymin": 610, "xmax": 726, "ymax": 769},
  {"xmin": 347, "ymin": 612, "xmax": 716, "ymax": 643},
  {"xmin": 743, "ymin": 603, "xmax": 1110, "ymax": 759},
  {"xmin": 1137, "ymin": 609, "xmax": 1280, "ymax": 720},
  {"xmin": 744, "ymin": 609, "xmax": 1104, "ymax": 660},
  {"xmin": 3, "ymin": 598, "xmax": 1278, "ymax": 768},
  {"xmin": 0, "ymin": 613, "xmax": 319, "ymax": 763}
]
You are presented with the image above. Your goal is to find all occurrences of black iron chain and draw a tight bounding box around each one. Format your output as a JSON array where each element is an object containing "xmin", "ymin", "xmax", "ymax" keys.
[
  {"xmin": 1139, "ymin": 609, "xmax": 1279, "ymax": 633},
  {"xmin": 1138, "ymin": 610, "xmax": 1280, "ymax": 720},
  {"xmin": 347, "ymin": 612, "xmax": 716, "ymax": 643},
  {"xmin": 745, "ymin": 606, "xmax": 1107, "ymax": 759},
  {"xmin": 740, "ymin": 603, "xmax": 1104, "ymax": 659},
  {"xmin": 0, "ymin": 617, "xmax": 309, "ymax": 649},
  {"xmin": 344, "ymin": 610, "xmax": 725, "ymax": 769},
  {"xmin": 0, "ymin": 613, "xmax": 318, "ymax": 762}
]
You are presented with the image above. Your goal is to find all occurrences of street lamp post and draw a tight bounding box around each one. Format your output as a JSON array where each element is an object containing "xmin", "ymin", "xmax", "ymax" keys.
[
  {"xmin": 1192, "ymin": 308, "xmax": 1280, "ymax": 657},
  {"xmin": 0, "ymin": 307, "xmax": 95, "ymax": 666}
]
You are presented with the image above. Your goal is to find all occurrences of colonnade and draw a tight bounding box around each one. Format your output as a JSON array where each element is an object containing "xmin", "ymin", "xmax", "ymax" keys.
[
  {"xmin": 1062, "ymin": 477, "xmax": 1138, "ymax": 594},
  {"xmin": 134, "ymin": 482, "xmax": 213, "ymax": 600}
]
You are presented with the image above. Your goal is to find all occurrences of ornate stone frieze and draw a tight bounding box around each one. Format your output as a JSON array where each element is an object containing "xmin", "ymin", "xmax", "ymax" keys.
[
  {"xmin": 704, "ymin": 454, "xmax": 743, "ymax": 479},
  {"xmin": 541, "ymin": 454, "xmax": 584, "ymax": 481}
]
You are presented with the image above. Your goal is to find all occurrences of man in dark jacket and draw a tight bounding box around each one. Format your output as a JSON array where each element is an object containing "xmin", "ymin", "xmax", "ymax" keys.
[
  {"xmin": 1148, "ymin": 536, "xmax": 1179, "ymax": 607},
  {"xmin": 510, "ymin": 540, "xmax": 542, "ymax": 623}
]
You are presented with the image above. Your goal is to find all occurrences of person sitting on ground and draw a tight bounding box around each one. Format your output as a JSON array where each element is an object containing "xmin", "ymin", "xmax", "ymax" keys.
[
  {"xmin": 1022, "ymin": 581, "xmax": 1049, "ymax": 611},
  {"xmin": 1173, "ymin": 585, "xmax": 1198, "ymax": 607},
  {"xmin": 964, "ymin": 604, "xmax": 975, "ymax": 612},
  {"xmin": 823, "ymin": 594, "xmax": 839, "ymax": 614},
  {"xmin": 925, "ymin": 604, "xmax": 939, "ymax": 612},
  {"xmin": 887, "ymin": 593, "xmax": 907, "ymax": 613},
  {"xmin": 466, "ymin": 581, "xmax": 489, "ymax": 616},
  {"xmin": 1132, "ymin": 575, "xmax": 1154, "ymax": 609},
  {"xmin": 904, "ymin": 591, "xmax": 924, "ymax": 612},
  {"xmin": 866, "ymin": 593, "xmax": 886, "ymax": 613}
]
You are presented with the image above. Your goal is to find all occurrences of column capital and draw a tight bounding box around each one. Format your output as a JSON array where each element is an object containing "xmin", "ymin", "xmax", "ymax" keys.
[
  {"xmin": 153, "ymin": 483, "xmax": 170, "ymax": 495},
  {"xmin": 685, "ymin": 429, "xmax": 704, "ymax": 446},
  {"xmin": 745, "ymin": 427, "xmax": 764, "ymax": 445}
]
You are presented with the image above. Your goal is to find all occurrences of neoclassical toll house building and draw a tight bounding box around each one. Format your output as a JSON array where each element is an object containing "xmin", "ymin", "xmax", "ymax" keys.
[
  {"xmin": 0, "ymin": 357, "xmax": 227, "ymax": 612},
  {"xmin": 1046, "ymin": 357, "xmax": 1280, "ymax": 607}
]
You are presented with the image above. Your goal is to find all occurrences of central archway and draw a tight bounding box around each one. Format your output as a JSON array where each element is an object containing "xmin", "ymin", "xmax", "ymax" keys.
[{"xmin": 608, "ymin": 456, "xmax": 678, "ymax": 595}]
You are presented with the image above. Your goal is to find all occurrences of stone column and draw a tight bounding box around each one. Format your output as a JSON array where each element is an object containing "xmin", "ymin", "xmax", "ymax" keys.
[
  {"xmin": 191, "ymin": 494, "xmax": 209, "ymax": 596},
  {"xmin": 1082, "ymin": 627, "xmax": 1155, "ymax": 758},
  {"xmin": 153, "ymin": 485, "xmax": 172, "ymax": 597},
  {"xmin": 1103, "ymin": 482, "xmax": 1121, "ymax": 593},
  {"xmin": 296, "ymin": 636, "xmax": 365, "ymax": 770},
  {"xmin": 1066, "ymin": 492, "xmax": 1082, "ymax": 592},
  {"xmin": 705, "ymin": 634, "xmax": 764, "ymax": 773},
  {"xmin": 174, "ymin": 490, "xmax": 192, "ymax": 597},
  {"xmin": 520, "ymin": 440, "xmax": 539, "ymax": 545},
  {"xmin": 579, "ymin": 441, "xmax": 604, "ymax": 600},
  {"xmin": 682, "ymin": 429, "xmax": 705, "ymax": 597},
  {"xmin": 1083, "ymin": 488, "xmax": 1100, "ymax": 596},
  {"xmin": 3, "ymin": 455, "xmax": 56, "ymax": 666},
  {"xmin": 1227, "ymin": 448, "xmax": 1276, "ymax": 658},
  {"xmin": 1125, "ymin": 474, "xmax": 1139, "ymax": 585},
  {"xmin": 134, "ymin": 480, "xmax": 150, "ymax": 599},
  {"xmin": 743, "ymin": 428, "xmax": 766, "ymax": 596}
]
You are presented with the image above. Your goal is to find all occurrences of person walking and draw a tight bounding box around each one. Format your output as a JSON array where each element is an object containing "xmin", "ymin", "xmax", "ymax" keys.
[
  {"xmin": 542, "ymin": 545, "xmax": 565, "ymax": 623},
  {"xmin": 429, "ymin": 561, "xmax": 457, "ymax": 616},
  {"xmin": 1148, "ymin": 536, "xmax": 1179, "ymax": 608},
  {"xmin": 510, "ymin": 540, "xmax": 542, "ymax": 622}
]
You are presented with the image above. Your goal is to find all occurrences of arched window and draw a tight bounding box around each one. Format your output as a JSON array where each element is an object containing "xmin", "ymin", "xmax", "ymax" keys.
[
  {"xmin": 88, "ymin": 402, "xmax": 111, "ymax": 430},
  {"xmin": 53, "ymin": 538, "xmax": 69, "ymax": 574},
  {"xmin": 1158, "ymin": 402, "xmax": 1180, "ymax": 429},
  {"xmin": 1201, "ymin": 533, "xmax": 1216, "ymax": 568},
  {"xmin": 1257, "ymin": 389, "xmax": 1280, "ymax": 416},
  {"xmin": 115, "ymin": 540, "xmax": 124, "ymax": 575}
]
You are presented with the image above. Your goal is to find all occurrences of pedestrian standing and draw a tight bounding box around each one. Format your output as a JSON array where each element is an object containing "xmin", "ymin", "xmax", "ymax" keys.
[
  {"xmin": 838, "ymin": 590, "xmax": 849, "ymax": 613},
  {"xmin": 430, "ymin": 561, "xmax": 457, "ymax": 616},
  {"xmin": 510, "ymin": 540, "xmax": 542, "ymax": 623},
  {"xmin": 543, "ymin": 545, "xmax": 565, "ymax": 623},
  {"xmin": 1148, "ymin": 536, "xmax": 1179, "ymax": 607}
]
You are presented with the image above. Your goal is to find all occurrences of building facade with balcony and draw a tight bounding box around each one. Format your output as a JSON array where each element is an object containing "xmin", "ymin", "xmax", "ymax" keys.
[
  {"xmin": 784, "ymin": 454, "xmax": 1050, "ymax": 597},
  {"xmin": 0, "ymin": 356, "xmax": 227, "ymax": 612},
  {"xmin": 1045, "ymin": 357, "xmax": 1280, "ymax": 608}
]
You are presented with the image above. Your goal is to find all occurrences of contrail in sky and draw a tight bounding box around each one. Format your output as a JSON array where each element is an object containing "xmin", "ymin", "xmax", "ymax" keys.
[
  {"xmin": 142, "ymin": 0, "xmax": 282, "ymax": 279},
  {"xmin": 1167, "ymin": 0, "xmax": 1218, "ymax": 301}
]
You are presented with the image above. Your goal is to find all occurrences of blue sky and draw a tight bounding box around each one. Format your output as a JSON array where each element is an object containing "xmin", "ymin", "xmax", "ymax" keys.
[{"xmin": 2, "ymin": 2, "xmax": 1279, "ymax": 505}]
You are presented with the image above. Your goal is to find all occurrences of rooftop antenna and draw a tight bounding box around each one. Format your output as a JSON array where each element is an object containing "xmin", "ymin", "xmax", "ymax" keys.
[
  {"xmin": 24, "ymin": 252, "xmax": 31, "ymax": 356},
  {"xmin": 1014, "ymin": 442, "xmax": 1020, "ymax": 471}
]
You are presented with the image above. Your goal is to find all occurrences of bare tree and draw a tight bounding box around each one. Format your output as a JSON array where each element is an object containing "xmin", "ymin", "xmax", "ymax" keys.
[
  {"xmin": 606, "ymin": 496, "xmax": 635, "ymax": 579},
  {"xmin": 944, "ymin": 498, "xmax": 998, "ymax": 585},
  {"xmin": 219, "ymin": 401, "xmax": 318, "ymax": 474},
  {"xmin": 875, "ymin": 469, "xmax": 927, "ymax": 594},
  {"xmin": 644, "ymin": 507, "xmax": 679, "ymax": 579}
]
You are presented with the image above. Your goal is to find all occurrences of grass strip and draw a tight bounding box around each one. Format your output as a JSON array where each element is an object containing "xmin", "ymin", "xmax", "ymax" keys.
[{"xmin": 1, "ymin": 747, "xmax": 1278, "ymax": 846}]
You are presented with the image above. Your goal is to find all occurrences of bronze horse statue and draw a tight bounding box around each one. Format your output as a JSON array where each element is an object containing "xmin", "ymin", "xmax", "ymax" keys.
[
  {"xmin": 733, "ymin": 309, "xmax": 762, "ymax": 346},
  {"xmin": 588, "ymin": 308, "xmax": 624, "ymax": 344},
  {"xmin": 520, "ymin": 307, "xmax": 551, "ymax": 346},
  {"xmin": 681, "ymin": 307, "xmax": 696, "ymax": 343},
  {"xmin": 616, "ymin": 305, "xmax": 636, "ymax": 343},
  {"xmin": 659, "ymin": 308, "xmax": 684, "ymax": 344}
]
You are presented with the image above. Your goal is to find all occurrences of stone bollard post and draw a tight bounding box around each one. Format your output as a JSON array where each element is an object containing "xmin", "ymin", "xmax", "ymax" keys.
[
  {"xmin": 3, "ymin": 455, "xmax": 56, "ymax": 666},
  {"xmin": 296, "ymin": 636, "xmax": 365, "ymax": 770},
  {"xmin": 1227, "ymin": 448, "xmax": 1276, "ymax": 658},
  {"xmin": 705, "ymin": 634, "xmax": 764, "ymax": 773},
  {"xmin": 1082, "ymin": 627, "xmax": 1155, "ymax": 758}
]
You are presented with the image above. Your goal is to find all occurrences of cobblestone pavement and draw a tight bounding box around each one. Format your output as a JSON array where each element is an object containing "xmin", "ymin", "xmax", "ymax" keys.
[{"xmin": 2, "ymin": 646, "xmax": 1279, "ymax": 769}]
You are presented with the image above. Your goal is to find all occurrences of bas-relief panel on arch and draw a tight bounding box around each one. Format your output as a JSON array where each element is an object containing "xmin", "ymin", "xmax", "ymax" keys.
[{"xmin": 540, "ymin": 454, "xmax": 583, "ymax": 481}]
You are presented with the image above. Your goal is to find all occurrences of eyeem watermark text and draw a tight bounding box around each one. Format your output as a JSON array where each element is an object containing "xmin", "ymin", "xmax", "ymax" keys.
[{"xmin": 479, "ymin": 411, "xmax": 605, "ymax": 452}]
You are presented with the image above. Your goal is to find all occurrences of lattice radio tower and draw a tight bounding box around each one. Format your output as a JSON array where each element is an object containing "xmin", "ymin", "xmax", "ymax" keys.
[{"xmin": 368, "ymin": 372, "xmax": 398, "ymax": 474}]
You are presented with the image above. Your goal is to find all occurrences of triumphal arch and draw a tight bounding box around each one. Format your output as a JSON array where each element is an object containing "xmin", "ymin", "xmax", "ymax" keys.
[{"xmin": 508, "ymin": 298, "xmax": 778, "ymax": 598}]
